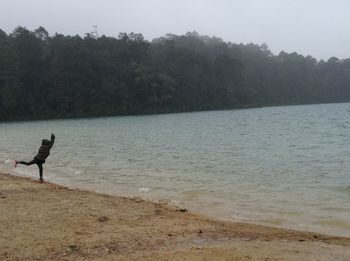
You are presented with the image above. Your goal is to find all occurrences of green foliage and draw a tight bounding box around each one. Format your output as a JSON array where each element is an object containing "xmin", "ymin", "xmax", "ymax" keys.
[{"xmin": 0, "ymin": 26, "xmax": 349, "ymax": 121}]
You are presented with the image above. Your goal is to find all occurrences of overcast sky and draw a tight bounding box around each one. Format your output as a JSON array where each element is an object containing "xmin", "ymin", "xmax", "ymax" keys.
[{"xmin": 1, "ymin": 0, "xmax": 349, "ymax": 60}]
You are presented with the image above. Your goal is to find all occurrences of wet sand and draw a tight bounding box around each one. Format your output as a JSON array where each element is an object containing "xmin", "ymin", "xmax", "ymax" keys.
[{"xmin": 1, "ymin": 172, "xmax": 349, "ymax": 261}]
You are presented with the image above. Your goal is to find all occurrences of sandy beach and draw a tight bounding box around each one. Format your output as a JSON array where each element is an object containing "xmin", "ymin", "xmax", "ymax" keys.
[{"xmin": 1, "ymin": 172, "xmax": 349, "ymax": 261}]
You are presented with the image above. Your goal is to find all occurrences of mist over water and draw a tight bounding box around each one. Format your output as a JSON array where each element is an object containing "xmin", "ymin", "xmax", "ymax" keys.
[{"xmin": 1, "ymin": 103, "xmax": 350, "ymax": 236}]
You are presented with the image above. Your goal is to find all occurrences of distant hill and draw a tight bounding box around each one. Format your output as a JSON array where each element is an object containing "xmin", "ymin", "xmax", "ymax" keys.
[{"xmin": 1, "ymin": 27, "xmax": 349, "ymax": 121}]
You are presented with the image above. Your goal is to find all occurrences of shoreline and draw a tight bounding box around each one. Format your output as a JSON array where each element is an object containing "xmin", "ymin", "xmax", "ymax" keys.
[
  {"xmin": 8, "ymin": 168, "xmax": 349, "ymax": 238},
  {"xmin": 1, "ymin": 101, "xmax": 349, "ymax": 124},
  {"xmin": 1, "ymin": 172, "xmax": 350, "ymax": 260}
]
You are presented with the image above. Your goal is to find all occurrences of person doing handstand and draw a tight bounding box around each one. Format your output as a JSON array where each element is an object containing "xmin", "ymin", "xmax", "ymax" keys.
[{"xmin": 14, "ymin": 133, "xmax": 55, "ymax": 183}]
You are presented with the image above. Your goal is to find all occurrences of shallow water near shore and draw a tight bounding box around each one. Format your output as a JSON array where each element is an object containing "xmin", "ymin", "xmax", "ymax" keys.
[{"xmin": 1, "ymin": 103, "xmax": 350, "ymax": 236}]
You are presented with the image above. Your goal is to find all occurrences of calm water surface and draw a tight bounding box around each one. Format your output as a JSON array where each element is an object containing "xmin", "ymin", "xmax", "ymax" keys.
[{"xmin": 1, "ymin": 103, "xmax": 350, "ymax": 236}]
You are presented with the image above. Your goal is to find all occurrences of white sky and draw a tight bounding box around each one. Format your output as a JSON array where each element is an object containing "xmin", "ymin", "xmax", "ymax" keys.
[{"xmin": 1, "ymin": 0, "xmax": 349, "ymax": 60}]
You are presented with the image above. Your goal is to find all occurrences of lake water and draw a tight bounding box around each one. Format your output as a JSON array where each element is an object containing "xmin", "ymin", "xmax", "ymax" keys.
[{"xmin": 1, "ymin": 103, "xmax": 350, "ymax": 237}]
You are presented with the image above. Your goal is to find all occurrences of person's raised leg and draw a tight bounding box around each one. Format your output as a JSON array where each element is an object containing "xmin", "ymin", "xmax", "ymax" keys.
[{"xmin": 17, "ymin": 159, "xmax": 36, "ymax": 166}]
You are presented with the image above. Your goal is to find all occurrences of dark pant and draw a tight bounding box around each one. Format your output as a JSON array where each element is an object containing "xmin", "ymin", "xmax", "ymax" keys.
[{"xmin": 19, "ymin": 159, "xmax": 45, "ymax": 181}]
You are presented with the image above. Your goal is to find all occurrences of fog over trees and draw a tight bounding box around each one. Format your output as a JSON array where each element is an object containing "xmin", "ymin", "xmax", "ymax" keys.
[{"xmin": 1, "ymin": 26, "xmax": 350, "ymax": 121}]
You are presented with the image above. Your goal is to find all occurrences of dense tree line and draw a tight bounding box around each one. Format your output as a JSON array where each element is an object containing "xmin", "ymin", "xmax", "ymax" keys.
[{"xmin": 1, "ymin": 27, "xmax": 349, "ymax": 121}]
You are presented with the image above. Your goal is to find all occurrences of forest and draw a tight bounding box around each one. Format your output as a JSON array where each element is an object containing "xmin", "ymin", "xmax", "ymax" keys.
[{"xmin": 1, "ymin": 26, "xmax": 350, "ymax": 121}]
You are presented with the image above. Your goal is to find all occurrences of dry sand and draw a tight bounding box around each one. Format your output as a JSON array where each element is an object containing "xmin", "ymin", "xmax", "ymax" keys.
[{"xmin": 1, "ymin": 172, "xmax": 349, "ymax": 261}]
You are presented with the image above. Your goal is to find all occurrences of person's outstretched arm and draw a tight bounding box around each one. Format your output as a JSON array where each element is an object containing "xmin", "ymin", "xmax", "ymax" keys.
[{"xmin": 49, "ymin": 133, "xmax": 55, "ymax": 148}]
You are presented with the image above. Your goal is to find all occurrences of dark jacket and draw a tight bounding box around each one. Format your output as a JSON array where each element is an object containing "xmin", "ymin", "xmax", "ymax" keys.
[{"xmin": 34, "ymin": 134, "xmax": 55, "ymax": 162}]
